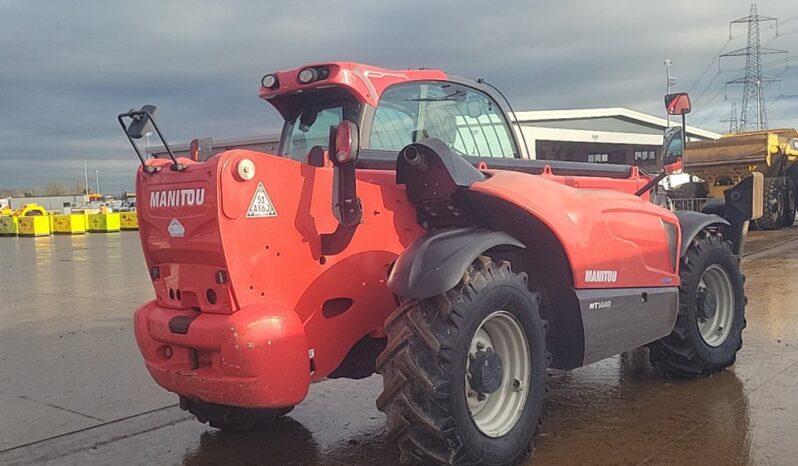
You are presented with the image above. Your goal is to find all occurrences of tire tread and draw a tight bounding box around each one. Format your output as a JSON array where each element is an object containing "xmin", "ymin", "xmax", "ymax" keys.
[
  {"xmin": 648, "ymin": 231, "xmax": 746, "ymax": 376},
  {"xmin": 377, "ymin": 257, "xmax": 546, "ymax": 465}
]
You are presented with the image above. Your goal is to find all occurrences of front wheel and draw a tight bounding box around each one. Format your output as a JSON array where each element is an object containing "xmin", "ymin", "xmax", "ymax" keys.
[
  {"xmin": 777, "ymin": 176, "xmax": 796, "ymax": 227},
  {"xmin": 376, "ymin": 256, "xmax": 547, "ymax": 465},
  {"xmin": 648, "ymin": 231, "xmax": 746, "ymax": 376},
  {"xmin": 755, "ymin": 176, "xmax": 784, "ymax": 230}
]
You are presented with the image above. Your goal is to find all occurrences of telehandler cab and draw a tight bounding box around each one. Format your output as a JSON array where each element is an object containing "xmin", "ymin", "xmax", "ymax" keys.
[{"xmin": 119, "ymin": 64, "xmax": 757, "ymax": 465}]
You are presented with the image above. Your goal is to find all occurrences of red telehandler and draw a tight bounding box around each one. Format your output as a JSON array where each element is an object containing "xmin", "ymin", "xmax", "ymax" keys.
[{"xmin": 119, "ymin": 63, "xmax": 759, "ymax": 465}]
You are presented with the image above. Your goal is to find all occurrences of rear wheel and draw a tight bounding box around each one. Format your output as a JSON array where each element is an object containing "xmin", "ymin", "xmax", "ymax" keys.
[
  {"xmin": 755, "ymin": 176, "xmax": 784, "ymax": 230},
  {"xmin": 180, "ymin": 397, "xmax": 294, "ymax": 431},
  {"xmin": 648, "ymin": 231, "xmax": 745, "ymax": 376},
  {"xmin": 377, "ymin": 256, "xmax": 547, "ymax": 465},
  {"xmin": 777, "ymin": 177, "xmax": 796, "ymax": 227}
]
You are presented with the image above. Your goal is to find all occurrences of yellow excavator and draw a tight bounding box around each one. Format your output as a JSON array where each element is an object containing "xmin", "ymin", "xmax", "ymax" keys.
[{"xmin": 671, "ymin": 129, "xmax": 798, "ymax": 229}]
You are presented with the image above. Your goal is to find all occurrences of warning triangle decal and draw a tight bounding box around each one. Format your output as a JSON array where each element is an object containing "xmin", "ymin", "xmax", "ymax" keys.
[{"xmin": 246, "ymin": 182, "xmax": 278, "ymax": 218}]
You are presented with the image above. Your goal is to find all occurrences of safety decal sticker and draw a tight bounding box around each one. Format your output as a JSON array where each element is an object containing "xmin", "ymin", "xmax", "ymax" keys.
[
  {"xmin": 246, "ymin": 182, "xmax": 278, "ymax": 218},
  {"xmin": 168, "ymin": 218, "xmax": 185, "ymax": 237}
]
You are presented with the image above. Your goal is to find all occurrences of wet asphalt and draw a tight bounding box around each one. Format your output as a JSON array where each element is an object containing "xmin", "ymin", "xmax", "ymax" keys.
[{"xmin": 0, "ymin": 229, "xmax": 796, "ymax": 465}]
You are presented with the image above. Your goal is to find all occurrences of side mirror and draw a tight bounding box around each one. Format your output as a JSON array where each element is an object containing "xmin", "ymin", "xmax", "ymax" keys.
[
  {"xmin": 662, "ymin": 126, "xmax": 684, "ymax": 174},
  {"xmin": 664, "ymin": 93, "xmax": 691, "ymax": 116},
  {"xmin": 118, "ymin": 104, "xmax": 182, "ymax": 172},
  {"xmin": 126, "ymin": 105, "xmax": 159, "ymax": 139},
  {"xmin": 329, "ymin": 120, "xmax": 359, "ymax": 165},
  {"xmin": 322, "ymin": 120, "xmax": 363, "ymax": 251},
  {"xmin": 299, "ymin": 109, "xmax": 319, "ymax": 133}
]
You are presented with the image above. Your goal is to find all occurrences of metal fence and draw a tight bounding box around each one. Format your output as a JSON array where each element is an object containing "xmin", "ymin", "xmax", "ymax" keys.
[{"xmin": 671, "ymin": 198, "xmax": 708, "ymax": 212}]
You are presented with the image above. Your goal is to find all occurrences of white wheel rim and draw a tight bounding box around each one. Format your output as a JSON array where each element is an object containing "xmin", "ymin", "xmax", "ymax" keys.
[
  {"xmin": 697, "ymin": 264, "xmax": 735, "ymax": 347},
  {"xmin": 465, "ymin": 311, "xmax": 531, "ymax": 438}
]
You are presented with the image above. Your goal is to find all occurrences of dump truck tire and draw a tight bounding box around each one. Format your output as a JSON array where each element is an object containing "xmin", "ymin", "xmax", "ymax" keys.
[
  {"xmin": 755, "ymin": 177, "xmax": 783, "ymax": 230},
  {"xmin": 648, "ymin": 231, "xmax": 745, "ymax": 377},
  {"xmin": 179, "ymin": 397, "xmax": 294, "ymax": 431},
  {"xmin": 376, "ymin": 256, "xmax": 547, "ymax": 465},
  {"xmin": 777, "ymin": 176, "xmax": 796, "ymax": 227},
  {"xmin": 674, "ymin": 181, "xmax": 708, "ymax": 199}
]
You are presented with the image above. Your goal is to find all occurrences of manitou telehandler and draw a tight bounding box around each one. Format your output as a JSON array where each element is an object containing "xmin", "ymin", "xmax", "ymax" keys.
[{"xmin": 119, "ymin": 64, "xmax": 759, "ymax": 465}]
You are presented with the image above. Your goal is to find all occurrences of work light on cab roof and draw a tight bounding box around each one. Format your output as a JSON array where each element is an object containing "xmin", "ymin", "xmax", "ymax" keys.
[
  {"xmin": 297, "ymin": 67, "xmax": 317, "ymax": 84},
  {"xmin": 260, "ymin": 73, "xmax": 278, "ymax": 90}
]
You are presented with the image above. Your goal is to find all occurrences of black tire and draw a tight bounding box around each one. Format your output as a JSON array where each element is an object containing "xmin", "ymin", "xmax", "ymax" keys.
[
  {"xmin": 674, "ymin": 181, "xmax": 708, "ymax": 199},
  {"xmin": 376, "ymin": 256, "xmax": 547, "ymax": 465},
  {"xmin": 755, "ymin": 176, "xmax": 783, "ymax": 230},
  {"xmin": 180, "ymin": 396, "xmax": 294, "ymax": 431},
  {"xmin": 648, "ymin": 231, "xmax": 746, "ymax": 376},
  {"xmin": 777, "ymin": 176, "xmax": 796, "ymax": 227}
]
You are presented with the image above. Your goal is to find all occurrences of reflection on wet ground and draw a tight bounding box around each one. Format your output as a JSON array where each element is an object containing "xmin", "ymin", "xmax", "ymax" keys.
[{"xmin": 1, "ymin": 229, "xmax": 797, "ymax": 465}]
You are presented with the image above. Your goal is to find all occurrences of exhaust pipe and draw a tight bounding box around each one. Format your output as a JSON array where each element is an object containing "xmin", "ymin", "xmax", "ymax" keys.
[{"xmin": 402, "ymin": 145, "xmax": 428, "ymax": 172}]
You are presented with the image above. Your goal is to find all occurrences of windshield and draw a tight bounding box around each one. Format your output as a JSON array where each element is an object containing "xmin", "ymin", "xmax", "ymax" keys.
[
  {"xmin": 282, "ymin": 106, "xmax": 344, "ymax": 160},
  {"xmin": 277, "ymin": 87, "xmax": 362, "ymax": 160},
  {"xmin": 368, "ymin": 82, "xmax": 517, "ymax": 158}
]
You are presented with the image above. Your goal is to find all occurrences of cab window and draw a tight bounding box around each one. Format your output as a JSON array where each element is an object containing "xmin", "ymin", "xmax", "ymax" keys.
[
  {"xmin": 283, "ymin": 106, "xmax": 343, "ymax": 159},
  {"xmin": 368, "ymin": 82, "xmax": 517, "ymax": 158}
]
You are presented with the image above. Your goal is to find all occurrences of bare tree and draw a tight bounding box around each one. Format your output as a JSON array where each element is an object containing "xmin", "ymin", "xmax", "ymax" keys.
[
  {"xmin": 45, "ymin": 182, "xmax": 69, "ymax": 196},
  {"xmin": 73, "ymin": 179, "xmax": 87, "ymax": 196}
]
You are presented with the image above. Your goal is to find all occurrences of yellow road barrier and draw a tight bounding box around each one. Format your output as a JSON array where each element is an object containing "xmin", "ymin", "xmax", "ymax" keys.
[
  {"xmin": 52, "ymin": 214, "xmax": 87, "ymax": 234},
  {"xmin": 87, "ymin": 213, "xmax": 121, "ymax": 232},
  {"xmin": 0, "ymin": 216, "xmax": 19, "ymax": 236},
  {"xmin": 18, "ymin": 216, "xmax": 51, "ymax": 236},
  {"xmin": 120, "ymin": 212, "xmax": 138, "ymax": 230}
]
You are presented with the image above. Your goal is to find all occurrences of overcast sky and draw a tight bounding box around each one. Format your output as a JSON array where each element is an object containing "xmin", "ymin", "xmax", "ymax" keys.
[{"xmin": 1, "ymin": 0, "xmax": 796, "ymax": 193}]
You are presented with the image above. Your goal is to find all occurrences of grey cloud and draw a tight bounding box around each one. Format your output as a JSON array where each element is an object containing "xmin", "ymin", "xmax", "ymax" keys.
[{"xmin": 0, "ymin": 0, "xmax": 795, "ymax": 192}]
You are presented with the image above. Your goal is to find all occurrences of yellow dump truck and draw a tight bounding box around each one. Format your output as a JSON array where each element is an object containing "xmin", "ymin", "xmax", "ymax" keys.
[{"xmin": 672, "ymin": 129, "xmax": 798, "ymax": 229}]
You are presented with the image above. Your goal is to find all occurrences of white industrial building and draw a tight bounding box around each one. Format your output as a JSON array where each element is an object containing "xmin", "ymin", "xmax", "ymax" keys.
[
  {"xmin": 514, "ymin": 108, "xmax": 720, "ymax": 170},
  {"xmin": 6, "ymin": 195, "xmax": 88, "ymax": 211},
  {"xmin": 148, "ymin": 107, "xmax": 721, "ymax": 171}
]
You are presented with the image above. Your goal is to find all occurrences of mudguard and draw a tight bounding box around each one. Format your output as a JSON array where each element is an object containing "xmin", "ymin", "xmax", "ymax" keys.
[
  {"xmin": 387, "ymin": 227, "xmax": 524, "ymax": 299},
  {"xmin": 675, "ymin": 210, "xmax": 730, "ymax": 257}
]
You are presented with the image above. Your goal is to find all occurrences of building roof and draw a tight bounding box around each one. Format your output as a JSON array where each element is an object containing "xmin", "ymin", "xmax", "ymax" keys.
[
  {"xmin": 146, "ymin": 134, "xmax": 280, "ymax": 156},
  {"xmin": 512, "ymin": 107, "xmax": 721, "ymax": 140},
  {"xmin": 147, "ymin": 107, "xmax": 721, "ymax": 157}
]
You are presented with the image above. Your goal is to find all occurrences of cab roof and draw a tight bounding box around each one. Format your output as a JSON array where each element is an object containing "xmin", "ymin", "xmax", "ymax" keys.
[{"xmin": 259, "ymin": 62, "xmax": 448, "ymax": 116}]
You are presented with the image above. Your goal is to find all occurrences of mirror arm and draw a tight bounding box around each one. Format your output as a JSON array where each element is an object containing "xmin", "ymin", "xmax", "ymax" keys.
[
  {"xmin": 117, "ymin": 113, "xmax": 152, "ymax": 172},
  {"xmin": 320, "ymin": 124, "xmax": 362, "ymax": 255},
  {"xmin": 681, "ymin": 113, "xmax": 687, "ymax": 166},
  {"xmin": 140, "ymin": 109, "xmax": 183, "ymax": 171},
  {"xmin": 634, "ymin": 171, "xmax": 668, "ymax": 197},
  {"xmin": 117, "ymin": 112, "xmax": 162, "ymax": 174},
  {"xmin": 117, "ymin": 109, "xmax": 184, "ymax": 172}
]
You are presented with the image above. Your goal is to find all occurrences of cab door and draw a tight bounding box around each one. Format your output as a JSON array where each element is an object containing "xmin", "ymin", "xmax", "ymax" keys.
[{"xmin": 362, "ymin": 81, "xmax": 521, "ymax": 160}]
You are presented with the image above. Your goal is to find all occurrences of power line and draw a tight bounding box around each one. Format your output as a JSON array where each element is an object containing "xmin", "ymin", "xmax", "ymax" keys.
[
  {"xmin": 778, "ymin": 26, "xmax": 798, "ymax": 37},
  {"xmin": 688, "ymin": 38, "xmax": 732, "ymax": 94},
  {"xmin": 780, "ymin": 14, "xmax": 798, "ymax": 26},
  {"xmin": 693, "ymin": 70, "xmax": 723, "ymax": 107},
  {"xmin": 697, "ymin": 88, "xmax": 731, "ymax": 127}
]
